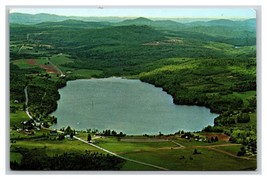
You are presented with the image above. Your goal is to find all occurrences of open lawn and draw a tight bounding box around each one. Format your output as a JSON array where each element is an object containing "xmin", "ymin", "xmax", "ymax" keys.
[
  {"xmin": 13, "ymin": 58, "xmax": 49, "ymax": 69},
  {"xmin": 10, "ymin": 110, "xmax": 30, "ymax": 127},
  {"xmin": 233, "ymin": 91, "xmax": 256, "ymax": 107},
  {"xmin": 10, "ymin": 137, "xmax": 102, "ymax": 157},
  {"xmin": 49, "ymin": 54, "xmax": 74, "ymax": 72},
  {"xmin": 121, "ymin": 147, "xmax": 256, "ymax": 170},
  {"xmin": 10, "ymin": 152, "xmax": 23, "ymax": 164},
  {"xmin": 73, "ymin": 133, "xmax": 256, "ymax": 170},
  {"xmin": 70, "ymin": 69, "xmax": 103, "ymax": 79},
  {"xmin": 120, "ymin": 160, "xmax": 158, "ymax": 171}
]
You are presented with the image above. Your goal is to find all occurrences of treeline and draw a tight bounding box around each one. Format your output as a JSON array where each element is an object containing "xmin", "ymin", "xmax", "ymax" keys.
[
  {"xmin": 10, "ymin": 63, "xmax": 67, "ymax": 125},
  {"xmin": 10, "ymin": 64, "xmax": 27, "ymax": 103},
  {"xmin": 140, "ymin": 76, "xmax": 249, "ymax": 114},
  {"xmin": 26, "ymin": 75, "xmax": 67, "ymax": 118},
  {"xmin": 10, "ymin": 23, "xmax": 256, "ymax": 78},
  {"xmin": 101, "ymin": 129, "xmax": 126, "ymax": 137},
  {"xmin": 10, "ymin": 148, "xmax": 125, "ymax": 170}
]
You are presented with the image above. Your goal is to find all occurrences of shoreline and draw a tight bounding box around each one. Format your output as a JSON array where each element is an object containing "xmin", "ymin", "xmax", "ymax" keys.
[{"xmin": 50, "ymin": 76, "xmax": 218, "ymax": 135}]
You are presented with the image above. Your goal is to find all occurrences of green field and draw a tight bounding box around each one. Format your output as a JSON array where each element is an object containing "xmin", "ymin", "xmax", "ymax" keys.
[
  {"xmin": 71, "ymin": 132, "xmax": 256, "ymax": 170},
  {"xmin": 10, "ymin": 110, "xmax": 29, "ymax": 127},
  {"xmin": 9, "ymin": 130, "xmax": 257, "ymax": 170},
  {"xmin": 13, "ymin": 58, "xmax": 49, "ymax": 69}
]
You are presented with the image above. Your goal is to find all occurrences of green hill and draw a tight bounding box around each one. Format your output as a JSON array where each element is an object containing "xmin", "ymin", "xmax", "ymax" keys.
[{"xmin": 36, "ymin": 19, "xmax": 112, "ymax": 29}]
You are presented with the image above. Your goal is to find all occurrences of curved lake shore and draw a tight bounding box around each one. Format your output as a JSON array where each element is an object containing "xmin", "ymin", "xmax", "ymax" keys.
[{"xmin": 52, "ymin": 77, "xmax": 218, "ymax": 135}]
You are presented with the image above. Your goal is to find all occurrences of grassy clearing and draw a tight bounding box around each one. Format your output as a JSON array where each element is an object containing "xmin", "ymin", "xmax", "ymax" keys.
[
  {"xmin": 13, "ymin": 58, "xmax": 49, "ymax": 69},
  {"xmin": 10, "ymin": 110, "xmax": 30, "ymax": 127},
  {"xmin": 10, "ymin": 138, "xmax": 102, "ymax": 157},
  {"xmin": 213, "ymin": 144, "xmax": 243, "ymax": 155},
  {"xmin": 74, "ymin": 133, "xmax": 256, "ymax": 170},
  {"xmin": 121, "ymin": 161, "xmax": 159, "ymax": 170},
  {"xmin": 50, "ymin": 54, "xmax": 74, "ymax": 72},
  {"xmin": 13, "ymin": 59, "xmax": 35, "ymax": 69},
  {"xmin": 70, "ymin": 69, "xmax": 103, "ymax": 78},
  {"xmin": 173, "ymin": 137, "xmax": 228, "ymax": 147},
  {"xmin": 96, "ymin": 137, "xmax": 177, "ymax": 154},
  {"xmin": 122, "ymin": 148, "xmax": 256, "ymax": 170},
  {"xmin": 50, "ymin": 54, "xmax": 73, "ymax": 65},
  {"xmin": 10, "ymin": 152, "xmax": 23, "ymax": 163},
  {"xmin": 233, "ymin": 91, "xmax": 256, "ymax": 106}
]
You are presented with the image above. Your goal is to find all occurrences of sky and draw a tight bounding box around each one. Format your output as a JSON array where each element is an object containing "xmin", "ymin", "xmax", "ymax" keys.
[{"xmin": 9, "ymin": 7, "xmax": 256, "ymax": 19}]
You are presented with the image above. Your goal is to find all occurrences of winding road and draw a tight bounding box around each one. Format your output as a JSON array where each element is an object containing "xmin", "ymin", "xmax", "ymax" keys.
[
  {"xmin": 73, "ymin": 136, "xmax": 169, "ymax": 170},
  {"xmin": 24, "ymin": 86, "xmax": 32, "ymax": 119},
  {"xmin": 46, "ymin": 57, "xmax": 64, "ymax": 76}
]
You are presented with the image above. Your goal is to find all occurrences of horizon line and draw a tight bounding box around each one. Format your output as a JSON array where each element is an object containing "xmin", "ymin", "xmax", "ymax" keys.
[{"xmin": 9, "ymin": 12, "xmax": 255, "ymax": 20}]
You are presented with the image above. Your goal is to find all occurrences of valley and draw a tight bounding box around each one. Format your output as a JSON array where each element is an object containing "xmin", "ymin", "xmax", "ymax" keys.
[{"xmin": 9, "ymin": 12, "xmax": 257, "ymax": 171}]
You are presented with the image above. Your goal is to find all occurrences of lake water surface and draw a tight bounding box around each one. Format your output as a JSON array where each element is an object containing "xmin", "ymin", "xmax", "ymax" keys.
[{"xmin": 52, "ymin": 77, "xmax": 218, "ymax": 135}]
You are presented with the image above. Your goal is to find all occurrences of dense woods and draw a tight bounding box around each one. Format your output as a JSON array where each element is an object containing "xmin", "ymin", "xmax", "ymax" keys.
[{"xmin": 11, "ymin": 148, "xmax": 125, "ymax": 170}]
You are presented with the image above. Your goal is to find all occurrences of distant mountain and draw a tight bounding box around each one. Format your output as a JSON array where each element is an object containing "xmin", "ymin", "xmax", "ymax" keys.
[
  {"xmin": 187, "ymin": 18, "xmax": 256, "ymax": 31},
  {"xmin": 118, "ymin": 17, "xmax": 154, "ymax": 26},
  {"xmin": 36, "ymin": 19, "xmax": 112, "ymax": 29},
  {"xmin": 9, "ymin": 13, "xmax": 131, "ymax": 25},
  {"xmin": 117, "ymin": 17, "xmax": 183, "ymax": 30},
  {"xmin": 9, "ymin": 13, "xmax": 70, "ymax": 24}
]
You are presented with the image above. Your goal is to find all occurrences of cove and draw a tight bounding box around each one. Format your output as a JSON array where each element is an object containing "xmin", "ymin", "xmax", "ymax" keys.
[{"xmin": 52, "ymin": 77, "xmax": 218, "ymax": 135}]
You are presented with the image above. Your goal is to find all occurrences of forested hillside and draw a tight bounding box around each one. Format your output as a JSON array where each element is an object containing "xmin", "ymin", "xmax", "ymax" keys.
[{"xmin": 9, "ymin": 13, "xmax": 257, "ymax": 170}]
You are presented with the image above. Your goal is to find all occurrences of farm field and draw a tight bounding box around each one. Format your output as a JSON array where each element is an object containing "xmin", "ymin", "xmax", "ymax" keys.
[{"xmin": 10, "ymin": 131, "xmax": 256, "ymax": 170}]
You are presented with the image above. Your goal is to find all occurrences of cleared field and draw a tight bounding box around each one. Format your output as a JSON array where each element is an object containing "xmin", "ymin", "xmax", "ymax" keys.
[
  {"xmin": 9, "ymin": 128, "xmax": 257, "ymax": 171},
  {"xmin": 73, "ymin": 133, "xmax": 256, "ymax": 170},
  {"xmin": 10, "ymin": 152, "xmax": 23, "ymax": 164},
  {"xmin": 13, "ymin": 59, "xmax": 37, "ymax": 69},
  {"xmin": 93, "ymin": 137, "xmax": 178, "ymax": 154},
  {"xmin": 233, "ymin": 91, "xmax": 256, "ymax": 106},
  {"xmin": 122, "ymin": 148, "xmax": 256, "ymax": 170},
  {"xmin": 70, "ymin": 69, "xmax": 103, "ymax": 78},
  {"xmin": 13, "ymin": 58, "xmax": 49, "ymax": 69},
  {"xmin": 10, "ymin": 138, "xmax": 102, "ymax": 157},
  {"xmin": 49, "ymin": 54, "xmax": 74, "ymax": 72},
  {"xmin": 121, "ymin": 160, "xmax": 159, "ymax": 171},
  {"xmin": 10, "ymin": 110, "xmax": 30, "ymax": 127},
  {"xmin": 213, "ymin": 144, "xmax": 243, "ymax": 155}
]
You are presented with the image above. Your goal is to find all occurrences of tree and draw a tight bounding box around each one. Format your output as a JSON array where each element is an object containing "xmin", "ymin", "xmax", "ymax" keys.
[
  {"xmin": 211, "ymin": 137, "xmax": 214, "ymax": 142},
  {"xmin": 193, "ymin": 149, "xmax": 201, "ymax": 154},
  {"xmin": 87, "ymin": 134, "xmax": 91, "ymax": 142},
  {"xmin": 237, "ymin": 113, "xmax": 250, "ymax": 123},
  {"xmin": 58, "ymin": 134, "xmax": 65, "ymax": 140},
  {"xmin": 70, "ymin": 132, "xmax": 74, "ymax": 139},
  {"xmin": 111, "ymin": 130, "xmax": 117, "ymax": 136},
  {"xmin": 237, "ymin": 147, "xmax": 246, "ymax": 156}
]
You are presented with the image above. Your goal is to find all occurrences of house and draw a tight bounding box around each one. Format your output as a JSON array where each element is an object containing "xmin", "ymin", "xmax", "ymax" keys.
[
  {"xmin": 34, "ymin": 127, "xmax": 40, "ymax": 131},
  {"xmin": 24, "ymin": 129, "xmax": 34, "ymax": 135},
  {"xmin": 65, "ymin": 134, "xmax": 71, "ymax": 139},
  {"xmin": 50, "ymin": 130, "xmax": 58, "ymax": 136}
]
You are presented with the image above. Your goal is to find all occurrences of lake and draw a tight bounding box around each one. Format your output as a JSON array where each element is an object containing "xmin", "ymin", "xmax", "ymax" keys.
[{"xmin": 52, "ymin": 77, "xmax": 218, "ymax": 135}]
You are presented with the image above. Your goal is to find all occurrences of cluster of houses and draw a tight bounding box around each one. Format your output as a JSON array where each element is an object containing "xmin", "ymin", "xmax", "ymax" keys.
[
  {"xmin": 16, "ymin": 120, "xmax": 77, "ymax": 140},
  {"xmin": 15, "ymin": 119, "xmax": 42, "ymax": 135}
]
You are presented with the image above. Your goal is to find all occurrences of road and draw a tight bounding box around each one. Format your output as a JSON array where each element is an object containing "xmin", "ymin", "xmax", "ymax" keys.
[
  {"xmin": 73, "ymin": 136, "xmax": 169, "ymax": 170},
  {"xmin": 24, "ymin": 86, "xmax": 32, "ymax": 119},
  {"xmin": 17, "ymin": 44, "xmax": 24, "ymax": 54},
  {"xmin": 46, "ymin": 57, "xmax": 64, "ymax": 76},
  {"xmin": 191, "ymin": 143, "xmax": 256, "ymax": 161}
]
